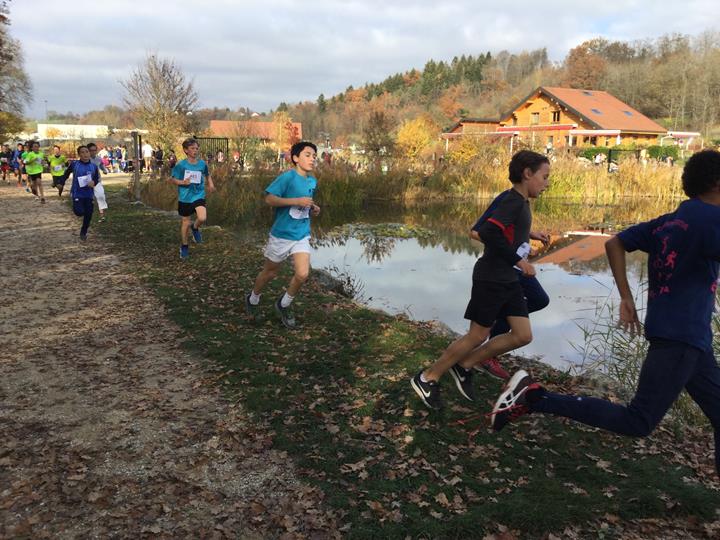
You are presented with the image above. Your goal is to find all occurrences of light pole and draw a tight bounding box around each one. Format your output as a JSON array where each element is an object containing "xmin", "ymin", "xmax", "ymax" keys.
[{"xmin": 44, "ymin": 100, "xmax": 48, "ymax": 120}]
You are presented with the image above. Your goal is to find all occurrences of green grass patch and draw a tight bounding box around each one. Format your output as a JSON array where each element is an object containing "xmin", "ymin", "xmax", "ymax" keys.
[{"xmin": 96, "ymin": 186, "xmax": 719, "ymax": 539}]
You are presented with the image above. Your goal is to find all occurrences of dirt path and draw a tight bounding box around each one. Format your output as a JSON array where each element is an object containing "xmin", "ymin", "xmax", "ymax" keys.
[{"xmin": 0, "ymin": 184, "xmax": 335, "ymax": 538}]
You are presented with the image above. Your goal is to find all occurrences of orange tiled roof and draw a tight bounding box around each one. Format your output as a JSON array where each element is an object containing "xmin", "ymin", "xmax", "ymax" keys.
[
  {"xmin": 209, "ymin": 120, "xmax": 303, "ymax": 140},
  {"xmin": 538, "ymin": 87, "xmax": 666, "ymax": 133}
]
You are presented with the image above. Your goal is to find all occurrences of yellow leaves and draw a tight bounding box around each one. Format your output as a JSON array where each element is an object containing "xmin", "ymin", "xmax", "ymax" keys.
[{"xmin": 396, "ymin": 115, "xmax": 438, "ymax": 162}]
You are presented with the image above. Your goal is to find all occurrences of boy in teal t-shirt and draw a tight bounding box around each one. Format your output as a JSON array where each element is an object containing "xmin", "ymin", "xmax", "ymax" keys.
[
  {"xmin": 169, "ymin": 138, "xmax": 215, "ymax": 259},
  {"xmin": 245, "ymin": 141, "xmax": 320, "ymax": 329}
]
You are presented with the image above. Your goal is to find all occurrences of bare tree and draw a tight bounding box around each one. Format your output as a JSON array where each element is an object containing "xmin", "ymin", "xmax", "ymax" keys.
[{"xmin": 121, "ymin": 53, "xmax": 199, "ymax": 151}]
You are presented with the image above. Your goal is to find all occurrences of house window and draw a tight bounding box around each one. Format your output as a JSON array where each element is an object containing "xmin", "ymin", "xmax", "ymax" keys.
[
  {"xmin": 591, "ymin": 108, "xmax": 603, "ymax": 115},
  {"xmin": 531, "ymin": 112, "xmax": 539, "ymax": 125},
  {"xmin": 552, "ymin": 111, "xmax": 561, "ymax": 123},
  {"xmin": 589, "ymin": 136, "xmax": 598, "ymax": 146},
  {"xmin": 512, "ymin": 115, "xmax": 517, "ymax": 126}
]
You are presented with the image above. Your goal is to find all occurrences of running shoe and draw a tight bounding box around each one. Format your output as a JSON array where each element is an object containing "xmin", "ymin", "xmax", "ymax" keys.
[
  {"xmin": 79, "ymin": 232, "xmax": 87, "ymax": 241},
  {"xmin": 98, "ymin": 215, "xmax": 106, "ymax": 223},
  {"xmin": 191, "ymin": 226, "xmax": 202, "ymax": 244},
  {"xmin": 180, "ymin": 245, "xmax": 189, "ymax": 260},
  {"xmin": 474, "ymin": 357, "xmax": 510, "ymax": 380},
  {"xmin": 410, "ymin": 371, "xmax": 443, "ymax": 410},
  {"xmin": 244, "ymin": 292, "xmax": 259, "ymax": 319},
  {"xmin": 274, "ymin": 296, "xmax": 296, "ymax": 328},
  {"xmin": 449, "ymin": 364, "xmax": 477, "ymax": 401},
  {"xmin": 489, "ymin": 369, "xmax": 541, "ymax": 431},
  {"xmin": 40, "ymin": 197, "xmax": 45, "ymax": 204}
]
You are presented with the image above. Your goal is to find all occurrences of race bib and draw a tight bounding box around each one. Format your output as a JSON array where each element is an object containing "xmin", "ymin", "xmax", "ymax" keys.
[
  {"xmin": 53, "ymin": 165, "xmax": 63, "ymax": 172},
  {"xmin": 36, "ymin": 158, "xmax": 43, "ymax": 165},
  {"xmin": 513, "ymin": 242, "xmax": 531, "ymax": 271},
  {"xmin": 184, "ymin": 170, "xmax": 202, "ymax": 184},
  {"xmin": 77, "ymin": 174, "xmax": 91, "ymax": 187},
  {"xmin": 515, "ymin": 242, "xmax": 531, "ymax": 260},
  {"xmin": 0, "ymin": 158, "xmax": 7, "ymax": 163},
  {"xmin": 289, "ymin": 206, "xmax": 310, "ymax": 220}
]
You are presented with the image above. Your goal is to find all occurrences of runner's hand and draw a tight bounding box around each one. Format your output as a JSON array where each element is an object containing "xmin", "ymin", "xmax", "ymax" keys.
[
  {"xmin": 296, "ymin": 197, "xmax": 313, "ymax": 207},
  {"xmin": 311, "ymin": 204, "xmax": 321, "ymax": 216},
  {"xmin": 531, "ymin": 231, "xmax": 551, "ymax": 247},
  {"xmin": 180, "ymin": 178, "xmax": 191, "ymax": 186},
  {"xmin": 618, "ymin": 297, "xmax": 642, "ymax": 336},
  {"xmin": 517, "ymin": 259, "xmax": 536, "ymax": 277},
  {"xmin": 206, "ymin": 183, "xmax": 216, "ymax": 193}
]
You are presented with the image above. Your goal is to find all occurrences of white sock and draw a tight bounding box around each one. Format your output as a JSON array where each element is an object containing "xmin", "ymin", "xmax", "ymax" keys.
[
  {"xmin": 420, "ymin": 372, "xmax": 429, "ymax": 383},
  {"xmin": 280, "ymin": 292, "xmax": 294, "ymax": 308},
  {"xmin": 249, "ymin": 291, "xmax": 260, "ymax": 305}
]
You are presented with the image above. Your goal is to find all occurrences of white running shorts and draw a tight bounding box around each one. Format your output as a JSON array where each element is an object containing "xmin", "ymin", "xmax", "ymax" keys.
[{"xmin": 263, "ymin": 234, "xmax": 311, "ymax": 263}]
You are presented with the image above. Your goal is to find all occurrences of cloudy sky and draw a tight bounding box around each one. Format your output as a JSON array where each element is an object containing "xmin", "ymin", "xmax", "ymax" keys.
[{"xmin": 8, "ymin": 0, "xmax": 719, "ymax": 118}]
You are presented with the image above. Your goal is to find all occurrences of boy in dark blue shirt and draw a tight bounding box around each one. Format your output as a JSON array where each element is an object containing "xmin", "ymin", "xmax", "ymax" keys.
[
  {"xmin": 492, "ymin": 150, "xmax": 720, "ymax": 477},
  {"xmin": 67, "ymin": 145, "xmax": 101, "ymax": 241}
]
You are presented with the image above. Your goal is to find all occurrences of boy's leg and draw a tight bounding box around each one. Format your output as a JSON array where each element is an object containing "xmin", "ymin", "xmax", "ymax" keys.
[
  {"xmin": 194, "ymin": 205, "xmax": 207, "ymax": 229},
  {"xmin": 251, "ymin": 258, "xmax": 282, "ymax": 296},
  {"xmin": 423, "ymin": 322, "xmax": 491, "ymax": 381},
  {"xmin": 180, "ymin": 216, "xmax": 192, "ymax": 245},
  {"xmin": 80, "ymin": 199, "xmax": 93, "ymax": 237},
  {"xmin": 35, "ymin": 175, "xmax": 45, "ymax": 200},
  {"xmin": 684, "ymin": 350, "xmax": 720, "ymax": 475},
  {"xmin": 286, "ymin": 251, "xmax": 310, "ymax": 297},
  {"xmin": 529, "ymin": 340, "xmax": 699, "ymax": 437},
  {"xmin": 460, "ymin": 315, "xmax": 532, "ymax": 370},
  {"xmin": 490, "ymin": 275, "xmax": 548, "ymax": 338}
]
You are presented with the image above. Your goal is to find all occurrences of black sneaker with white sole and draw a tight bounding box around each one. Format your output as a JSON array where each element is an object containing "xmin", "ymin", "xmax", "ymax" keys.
[
  {"xmin": 489, "ymin": 369, "xmax": 541, "ymax": 431},
  {"xmin": 410, "ymin": 371, "xmax": 443, "ymax": 410},
  {"xmin": 449, "ymin": 364, "xmax": 477, "ymax": 401},
  {"xmin": 274, "ymin": 296, "xmax": 296, "ymax": 328}
]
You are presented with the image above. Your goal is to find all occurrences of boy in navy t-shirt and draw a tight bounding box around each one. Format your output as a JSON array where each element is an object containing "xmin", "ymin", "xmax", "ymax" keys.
[
  {"xmin": 67, "ymin": 145, "xmax": 101, "ymax": 241},
  {"xmin": 245, "ymin": 141, "xmax": 319, "ymax": 329},
  {"xmin": 492, "ymin": 150, "xmax": 720, "ymax": 477}
]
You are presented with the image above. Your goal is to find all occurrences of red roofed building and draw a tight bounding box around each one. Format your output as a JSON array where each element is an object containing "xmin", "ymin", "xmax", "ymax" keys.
[
  {"xmin": 209, "ymin": 120, "xmax": 303, "ymax": 144},
  {"xmin": 497, "ymin": 86, "xmax": 667, "ymax": 148}
]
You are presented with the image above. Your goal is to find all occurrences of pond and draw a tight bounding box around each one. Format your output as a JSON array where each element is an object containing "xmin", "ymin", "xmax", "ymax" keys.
[{"xmin": 301, "ymin": 197, "xmax": 676, "ymax": 371}]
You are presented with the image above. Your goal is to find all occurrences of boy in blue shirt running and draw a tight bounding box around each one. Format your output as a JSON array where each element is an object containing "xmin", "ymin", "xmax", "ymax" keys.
[
  {"xmin": 245, "ymin": 141, "xmax": 320, "ymax": 328},
  {"xmin": 67, "ymin": 145, "xmax": 101, "ymax": 241},
  {"xmin": 170, "ymin": 138, "xmax": 215, "ymax": 259},
  {"xmin": 492, "ymin": 150, "xmax": 720, "ymax": 478}
]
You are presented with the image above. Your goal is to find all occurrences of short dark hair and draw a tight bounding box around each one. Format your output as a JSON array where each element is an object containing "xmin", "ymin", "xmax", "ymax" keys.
[
  {"xmin": 182, "ymin": 138, "xmax": 198, "ymax": 150},
  {"xmin": 508, "ymin": 150, "xmax": 550, "ymax": 183},
  {"xmin": 77, "ymin": 145, "xmax": 89, "ymax": 154},
  {"xmin": 30, "ymin": 140, "xmax": 39, "ymax": 148},
  {"xmin": 86, "ymin": 142, "xmax": 97, "ymax": 150},
  {"xmin": 53, "ymin": 145, "xmax": 61, "ymax": 150},
  {"xmin": 290, "ymin": 141, "xmax": 317, "ymax": 164},
  {"xmin": 682, "ymin": 150, "xmax": 720, "ymax": 198}
]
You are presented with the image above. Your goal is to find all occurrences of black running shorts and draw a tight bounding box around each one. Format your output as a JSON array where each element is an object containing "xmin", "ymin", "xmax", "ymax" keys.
[
  {"xmin": 178, "ymin": 198, "xmax": 206, "ymax": 217},
  {"xmin": 28, "ymin": 173, "xmax": 42, "ymax": 181},
  {"xmin": 464, "ymin": 279, "xmax": 529, "ymax": 328}
]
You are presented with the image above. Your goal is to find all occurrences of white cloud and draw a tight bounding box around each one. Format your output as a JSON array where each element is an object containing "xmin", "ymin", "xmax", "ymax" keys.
[{"xmin": 7, "ymin": 0, "xmax": 719, "ymax": 117}]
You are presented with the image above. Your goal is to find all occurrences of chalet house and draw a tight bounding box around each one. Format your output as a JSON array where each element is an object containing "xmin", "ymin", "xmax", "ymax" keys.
[
  {"xmin": 209, "ymin": 120, "xmax": 303, "ymax": 143},
  {"xmin": 496, "ymin": 86, "xmax": 666, "ymax": 148}
]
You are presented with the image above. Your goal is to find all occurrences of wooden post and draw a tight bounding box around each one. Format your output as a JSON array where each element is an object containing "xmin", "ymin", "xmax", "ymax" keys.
[{"xmin": 131, "ymin": 131, "xmax": 141, "ymax": 201}]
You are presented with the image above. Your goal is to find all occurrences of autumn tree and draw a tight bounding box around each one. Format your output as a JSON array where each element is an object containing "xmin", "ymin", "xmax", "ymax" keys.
[
  {"xmin": 121, "ymin": 54, "xmax": 198, "ymax": 151},
  {"xmin": 563, "ymin": 42, "xmax": 607, "ymax": 89},
  {"xmin": 362, "ymin": 111, "xmax": 395, "ymax": 167},
  {"xmin": 396, "ymin": 116, "xmax": 438, "ymax": 165}
]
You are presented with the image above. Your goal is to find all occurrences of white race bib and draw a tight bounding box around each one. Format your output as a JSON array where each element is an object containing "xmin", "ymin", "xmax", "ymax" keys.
[
  {"xmin": 289, "ymin": 206, "xmax": 310, "ymax": 220},
  {"xmin": 0, "ymin": 158, "xmax": 7, "ymax": 163},
  {"xmin": 513, "ymin": 242, "xmax": 531, "ymax": 271},
  {"xmin": 36, "ymin": 158, "xmax": 43, "ymax": 165},
  {"xmin": 184, "ymin": 170, "xmax": 202, "ymax": 184},
  {"xmin": 53, "ymin": 165, "xmax": 63, "ymax": 172},
  {"xmin": 77, "ymin": 174, "xmax": 91, "ymax": 188}
]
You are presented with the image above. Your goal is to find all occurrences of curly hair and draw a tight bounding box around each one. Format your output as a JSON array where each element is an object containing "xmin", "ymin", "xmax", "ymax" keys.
[
  {"xmin": 508, "ymin": 150, "xmax": 549, "ymax": 183},
  {"xmin": 682, "ymin": 150, "xmax": 720, "ymax": 198}
]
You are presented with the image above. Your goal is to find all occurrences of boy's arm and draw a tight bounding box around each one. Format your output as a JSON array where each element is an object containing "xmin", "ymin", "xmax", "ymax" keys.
[
  {"xmin": 264, "ymin": 193, "xmax": 313, "ymax": 207},
  {"xmin": 477, "ymin": 195, "xmax": 524, "ymax": 267},
  {"xmin": 605, "ymin": 236, "xmax": 642, "ymax": 335}
]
